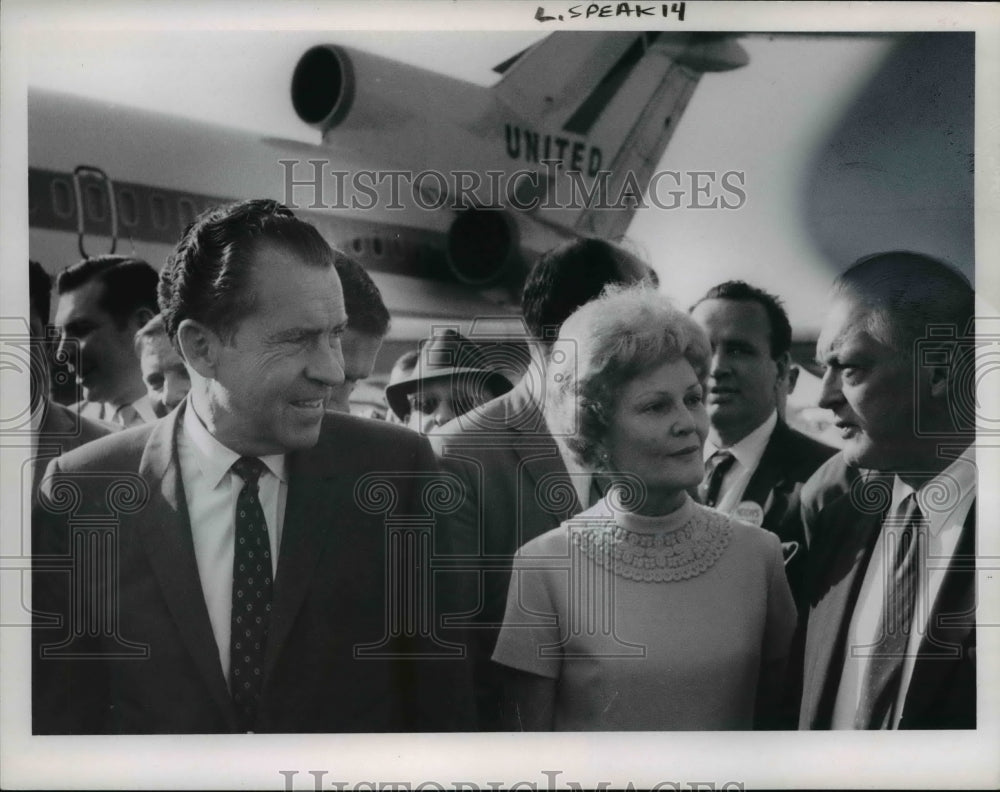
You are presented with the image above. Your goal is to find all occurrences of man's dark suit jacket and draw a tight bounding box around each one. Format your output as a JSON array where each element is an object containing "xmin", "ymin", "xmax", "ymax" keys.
[
  {"xmin": 739, "ymin": 419, "xmax": 836, "ymax": 538},
  {"xmin": 32, "ymin": 402, "xmax": 474, "ymax": 734},
  {"xmin": 735, "ymin": 420, "xmax": 836, "ymax": 602},
  {"xmin": 430, "ymin": 379, "xmax": 585, "ymax": 728},
  {"xmin": 32, "ymin": 400, "xmax": 115, "ymax": 502},
  {"xmin": 793, "ymin": 454, "xmax": 976, "ymax": 729}
]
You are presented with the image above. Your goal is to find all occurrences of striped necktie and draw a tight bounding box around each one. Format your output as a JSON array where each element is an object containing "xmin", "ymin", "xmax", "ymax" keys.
[
  {"xmin": 699, "ymin": 450, "xmax": 735, "ymax": 508},
  {"xmin": 855, "ymin": 493, "xmax": 924, "ymax": 729}
]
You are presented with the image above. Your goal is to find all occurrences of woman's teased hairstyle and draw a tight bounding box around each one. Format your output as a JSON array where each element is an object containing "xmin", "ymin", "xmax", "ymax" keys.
[{"xmin": 545, "ymin": 283, "xmax": 711, "ymax": 470}]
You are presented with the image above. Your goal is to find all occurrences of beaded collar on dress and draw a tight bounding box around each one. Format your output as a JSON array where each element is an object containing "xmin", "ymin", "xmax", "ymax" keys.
[{"xmin": 568, "ymin": 491, "xmax": 732, "ymax": 583}]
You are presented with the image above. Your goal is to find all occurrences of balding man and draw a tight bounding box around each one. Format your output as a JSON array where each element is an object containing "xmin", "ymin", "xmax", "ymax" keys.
[{"xmin": 796, "ymin": 252, "xmax": 976, "ymax": 729}]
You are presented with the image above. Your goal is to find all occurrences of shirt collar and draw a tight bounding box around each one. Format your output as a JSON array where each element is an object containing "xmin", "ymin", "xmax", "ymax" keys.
[
  {"xmin": 890, "ymin": 445, "xmax": 976, "ymax": 537},
  {"xmin": 704, "ymin": 410, "xmax": 778, "ymax": 471},
  {"xmin": 182, "ymin": 400, "xmax": 287, "ymax": 490},
  {"xmin": 129, "ymin": 394, "xmax": 159, "ymax": 424},
  {"xmin": 100, "ymin": 395, "xmax": 157, "ymax": 424}
]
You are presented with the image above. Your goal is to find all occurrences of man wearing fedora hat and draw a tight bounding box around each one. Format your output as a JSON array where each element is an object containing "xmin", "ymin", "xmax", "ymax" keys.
[
  {"xmin": 385, "ymin": 329, "xmax": 513, "ymax": 434},
  {"xmin": 430, "ymin": 237, "xmax": 657, "ymax": 728}
]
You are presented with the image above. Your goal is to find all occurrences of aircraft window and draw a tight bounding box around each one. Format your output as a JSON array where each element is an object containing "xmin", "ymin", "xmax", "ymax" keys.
[
  {"xmin": 84, "ymin": 183, "xmax": 107, "ymax": 222},
  {"xmin": 390, "ymin": 237, "xmax": 402, "ymax": 256},
  {"xmin": 351, "ymin": 238, "xmax": 363, "ymax": 253},
  {"xmin": 372, "ymin": 237, "xmax": 383, "ymax": 256},
  {"xmin": 178, "ymin": 198, "xmax": 197, "ymax": 227},
  {"xmin": 150, "ymin": 194, "xmax": 169, "ymax": 230},
  {"xmin": 118, "ymin": 189, "xmax": 138, "ymax": 226},
  {"xmin": 51, "ymin": 179, "xmax": 74, "ymax": 219}
]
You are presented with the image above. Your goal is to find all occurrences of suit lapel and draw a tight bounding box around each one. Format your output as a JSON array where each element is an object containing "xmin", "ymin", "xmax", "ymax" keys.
[
  {"xmin": 802, "ymin": 487, "xmax": 884, "ymax": 727},
  {"xmin": 743, "ymin": 421, "xmax": 789, "ymax": 515},
  {"xmin": 261, "ymin": 434, "xmax": 338, "ymax": 682},
  {"xmin": 900, "ymin": 502, "xmax": 976, "ymax": 725},
  {"xmin": 33, "ymin": 402, "xmax": 73, "ymax": 495},
  {"xmin": 134, "ymin": 403, "xmax": 237, "ymax": 728},
  {"xmin": 506, "ymin": 395, "xmax": 582, "ymax": 536}
]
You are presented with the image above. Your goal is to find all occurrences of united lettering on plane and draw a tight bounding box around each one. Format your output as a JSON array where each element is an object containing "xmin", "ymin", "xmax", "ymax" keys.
[{"xmin": 504, "ymin": 123, "xmax": 603, "ymax": 177}]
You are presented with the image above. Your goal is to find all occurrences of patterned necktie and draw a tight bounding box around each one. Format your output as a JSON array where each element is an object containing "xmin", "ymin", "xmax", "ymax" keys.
[
  {"xmin": 699, "ymin": 450, "xmax": 735, "ymax": 507},
  {"xmin": 855, "ymin": 493, "xmax": 924, "ymax": 729},
  {"xmin": 229, "ymin": 456, "xmax": 274, "ymax": 730}
]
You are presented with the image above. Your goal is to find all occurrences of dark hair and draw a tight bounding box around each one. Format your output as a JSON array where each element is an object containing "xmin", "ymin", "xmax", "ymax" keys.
[
  {"xmin": 521, "ymin": 237, "xmax": 657, "ymax": 349},
  {"xmin": 56, "ymin": 255, "xmax": 159, "ymax": 328},
  {"xmin": 335, "ymin": 252, "xmax": 390, "ymax": 337},
  {"xmin": 134, "ymin": 313, "xmax": 169, "ymax": 351},
  {"xmin": 29, "ymin": 260, "xmax": 53, "ymax": 325},
  {"xmin": 833, "ymin": 251, "xmax": 974, "ymax": 353},
  {"xmin": 158, "ymin": 199, "xmax": 335, "ymax": 341},
  {"xmin": 691, "ymin": 280, "xmax": 792, "ymax": 359}
]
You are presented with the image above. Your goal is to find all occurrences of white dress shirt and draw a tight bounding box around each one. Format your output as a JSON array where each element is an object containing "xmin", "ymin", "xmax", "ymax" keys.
[
  {"xmin": 702, "ymin": 410, "xmax": 778, "ymax": 514},
  {"xmin": 177, "ymin": 402, "xmax": 287, "ymax": 685},
  {"xmin": 831, "ymin": 446, "xmax": 976, "ymax": 728}
]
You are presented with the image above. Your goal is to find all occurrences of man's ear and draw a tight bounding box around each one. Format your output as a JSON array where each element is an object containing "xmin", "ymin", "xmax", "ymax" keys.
[
  {"xmin": 131, "ymin": 306, "xmax": 156, "ymax": 332},
  {"xmin": 176, "ymin": 318, "xmax": 221, "ymax": 379},
  {"xmin": 928, "ymin": 362, "xmax": 950, "ymax": 400},
  {"xmin": 774, "ymin": 351, "xmax": 791, "ymax": 386}
]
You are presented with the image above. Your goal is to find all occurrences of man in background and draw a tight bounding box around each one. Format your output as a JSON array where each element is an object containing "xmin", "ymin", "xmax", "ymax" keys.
[
  {"xmin": 797, "ymin": 251, "xmax": 975, "ymax": 729},
  {"xmin": 53, "ymin": 255, "xmax": 159, "ymax": 427},
  {"xmin": 385, "ymin": 329, "xmax": 513, "ymax": 435},
  {"xmin": 134, "ymin": 314, "xmax": 191, "ymax": 417},
  {"xmin": 690, "ymin": 281, "xmax": 834, "ymax": 575},
  {"xmin": 326, "ymin": 252, "xmax": 390, "ymax": 415},
  {"xmin": 28, "ymin": 260, "xmax": 113, "ymax": 500}
]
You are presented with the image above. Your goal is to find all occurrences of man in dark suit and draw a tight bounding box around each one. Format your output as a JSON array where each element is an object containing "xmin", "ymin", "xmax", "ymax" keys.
[
  {"xmin": 796, "ymin": 251, "xmax": 976, "ymax": 729},
  {"xmin": 325, "ymin": 251, "xmax": 390, "ymax": 416},
  {"xmin": 29, "ymin": 261, "xmax": 115, "ymax": 501},
  {"xmin": 430, "ymin": 237, "xmax": 657, "ymax": 728},
  {"xmin": 690, "ymin": 281, "xmax": 835, "ymax": 589},
  {"xmin": 53, "ymin": 255, "xmax": 160, "ymax": 427},
  {"xmin": 33, "ymin": 200, "xmax": 472, "ymax": 734}
]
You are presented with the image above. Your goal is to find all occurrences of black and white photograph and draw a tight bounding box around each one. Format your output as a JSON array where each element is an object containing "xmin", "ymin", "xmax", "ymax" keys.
[{"xmin": 1, "ymin": 0, "xmax": 998, "ymax": 789}]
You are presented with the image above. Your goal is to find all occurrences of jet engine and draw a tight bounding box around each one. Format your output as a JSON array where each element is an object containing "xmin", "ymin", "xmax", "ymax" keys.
[{"xmin": 445, "ymin": 207, "xmax": 519, "ymax": 287}]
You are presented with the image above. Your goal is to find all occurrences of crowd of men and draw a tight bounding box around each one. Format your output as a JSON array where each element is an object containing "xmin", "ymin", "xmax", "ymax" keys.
[{"xmin": 28, "ymin": 198, "xmax": 977, "ymax": 733}]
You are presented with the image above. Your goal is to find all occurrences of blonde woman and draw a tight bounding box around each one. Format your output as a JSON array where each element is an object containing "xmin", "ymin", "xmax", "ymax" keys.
[{"xmin": 492, "ymin": 285, "xmax": 796, "ymax": 730}]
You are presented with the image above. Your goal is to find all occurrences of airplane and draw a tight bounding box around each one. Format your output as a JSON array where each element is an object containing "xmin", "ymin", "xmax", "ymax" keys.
[
  {"xmin": 27, "ymin": 30, "xmax": 977, "ymax": 436},
  {"xmin": 28, "ymin": 30, "xmax": 748, "ymax": 387}
]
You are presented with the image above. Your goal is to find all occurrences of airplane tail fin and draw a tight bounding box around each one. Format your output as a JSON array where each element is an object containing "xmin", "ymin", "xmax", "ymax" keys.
[{"xmin": 493, "ymin": 32, "xmax": 748, "ymax": 239}]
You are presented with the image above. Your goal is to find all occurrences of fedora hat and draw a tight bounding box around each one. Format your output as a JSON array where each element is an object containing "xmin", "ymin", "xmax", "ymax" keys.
[{"xmin": 384, "ymin": 329, "xmax": 512, "ymax": 422}]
